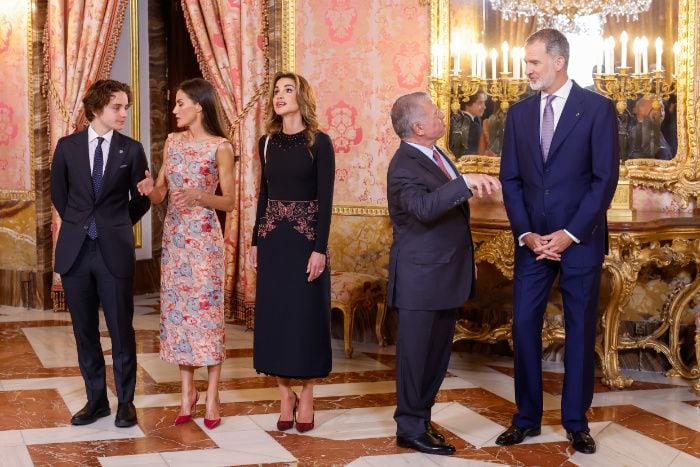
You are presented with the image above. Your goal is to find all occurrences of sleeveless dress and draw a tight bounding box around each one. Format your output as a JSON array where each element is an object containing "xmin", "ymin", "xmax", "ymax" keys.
[
  {"xmin": 159, "ymin": 133, "xmax": 226, "ymax": 366},
  {"xmin": 252, "ymin": 131, "xmax": 335, "ymax": 379}
]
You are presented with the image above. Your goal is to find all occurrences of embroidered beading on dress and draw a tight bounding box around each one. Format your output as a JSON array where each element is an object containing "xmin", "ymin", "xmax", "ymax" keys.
[{"xmin": 258, "ymin": 199, "xmax": 318, "ymax": 241}]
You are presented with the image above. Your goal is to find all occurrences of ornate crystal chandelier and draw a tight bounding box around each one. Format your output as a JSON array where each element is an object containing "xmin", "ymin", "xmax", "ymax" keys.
[{"xmin": 489, "ymin": 0, "xmax": 652, "ymax": 32}]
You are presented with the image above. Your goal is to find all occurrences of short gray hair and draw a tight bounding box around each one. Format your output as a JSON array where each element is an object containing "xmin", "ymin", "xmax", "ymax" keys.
[
  {"xmin": 391, "ymin": 92, "xmax": 432, "ymax": 138},
  {"xmin": 526, "ymin": 28, "xmax": 570, "ymax": 69}
]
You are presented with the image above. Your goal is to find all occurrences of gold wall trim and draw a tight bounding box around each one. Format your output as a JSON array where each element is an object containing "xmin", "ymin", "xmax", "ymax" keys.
[
  {"xmin": 332, "ymin": 203, "xmax": 389, "ymax": 216},
  {"xmin": 0, "ymin": 2, "xmax": 35, "ymax": 201},
  {"xmin": 281, "ymin": 0, "xmax": 295, "ymax": 72},
  {"xmin": 130, "ymin": 0, "xmax": 141, "ymax": 249},
  {"xmin": 625, "ymin": 0, "xmax": 698, "ymax": 203}
]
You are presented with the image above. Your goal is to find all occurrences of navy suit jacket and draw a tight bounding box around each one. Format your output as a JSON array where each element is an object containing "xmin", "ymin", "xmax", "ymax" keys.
[
  {"xmin": 500, "ymin": 81, "xmax": 619, "ymax": 267},
  {"xmin": 51, "ymin": 129, "xmax": 151, "ymax": 278},
  {"xmin": 387, "ymin": 141, "xmax": 475, "ymax": 310}
]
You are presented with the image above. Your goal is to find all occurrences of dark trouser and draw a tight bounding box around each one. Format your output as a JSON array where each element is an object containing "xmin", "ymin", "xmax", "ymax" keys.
[
  {"xmin": 511, "ymin": 259, "xmax": 601, "ymax": 432},
  {"xmin": 61, "ymin": 238, "xmax": 136, "ymax": 403},
  {"xmin": 394, "ymin": 307, "xmax": 458, "ymax": 438}
]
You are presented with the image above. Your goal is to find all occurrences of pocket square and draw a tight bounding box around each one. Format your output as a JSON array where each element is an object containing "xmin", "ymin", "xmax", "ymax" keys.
[{"xmin": 119, "ymin": 164, "xmax": 128, "ymax": 168}]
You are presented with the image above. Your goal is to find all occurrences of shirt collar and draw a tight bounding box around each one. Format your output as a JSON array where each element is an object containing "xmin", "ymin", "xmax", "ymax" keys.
[
  {"xmin": 88, "ymin": 125, "xmax": 114, "ymax": 144},
  {"xmin": 405, "ymin": 141, "xmax": 437, "ymax": 158},
  {"xmin": 542, "ymin": 78, "xmax": 573, "ymax": 102}
]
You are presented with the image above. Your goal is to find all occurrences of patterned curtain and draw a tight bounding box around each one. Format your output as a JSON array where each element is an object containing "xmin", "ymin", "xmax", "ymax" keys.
[
  {"xmin": 181, "ymin": 0, "xmax": 268, "ymax": 327},
  {"xmin": 44, "ymin": 0, "xmax": 128, "ymax": 309}
]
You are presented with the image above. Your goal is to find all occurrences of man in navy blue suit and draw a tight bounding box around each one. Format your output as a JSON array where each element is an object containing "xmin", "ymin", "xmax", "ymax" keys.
[
  {"xmin": 497, "ymin": 29, "xmax": 619, "ymax": 454},
  {"xmin": 387, "ymin": 92, "xmax": 501, "ymax": 455},
  {"xmin": 51, "ymin": 80, "xmax": 150, "ymax": 427}
]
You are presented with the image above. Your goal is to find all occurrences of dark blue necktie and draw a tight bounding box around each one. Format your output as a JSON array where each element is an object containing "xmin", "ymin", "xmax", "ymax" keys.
[{"xmin": 87, "ymin": 136, "xmax": 105, "ymax": 239}]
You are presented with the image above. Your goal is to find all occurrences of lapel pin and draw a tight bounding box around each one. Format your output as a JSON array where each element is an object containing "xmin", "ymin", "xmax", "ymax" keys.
[
  {"xmin": 576, "ymin": 112, "xmax": 581, "ymax": 117},
  {"xmin": 119, "ymin": 149, "xmax": 124, "ymax": 154}
]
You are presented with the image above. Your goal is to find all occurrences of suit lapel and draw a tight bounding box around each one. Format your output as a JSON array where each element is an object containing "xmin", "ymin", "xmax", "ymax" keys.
[
  {"xmin": 71, "ymin": 129, "xmax": 95, "ymax": 200},
  {"xmin": 97, "ymin": 131, "xmax": 126, "ymax": 202},
  {"xmin": 523, "ymin": 95, "xmax": 544, "ymax": 174},
  {"xmin": 402, "ymin": 141, "xmax": 450, "ymax": 183},
  {"xmin": 546, "ymin": 82, "xmax": 585, "ymax": 165}
]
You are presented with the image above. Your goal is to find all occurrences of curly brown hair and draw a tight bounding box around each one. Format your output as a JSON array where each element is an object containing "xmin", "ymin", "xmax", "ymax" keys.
[
  {"xmin": 82, "ymin": 80, "xmax": 132, "ymax": 121},
  {"xmin": 264, "ymin": 72, "xmax": 319, "ymax": 147}
]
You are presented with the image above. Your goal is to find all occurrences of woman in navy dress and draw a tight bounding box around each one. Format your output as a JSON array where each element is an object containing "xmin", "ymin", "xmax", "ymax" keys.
[{"xmin": 250, "ymin": 72, "xmax": 335, "ymax": 433}]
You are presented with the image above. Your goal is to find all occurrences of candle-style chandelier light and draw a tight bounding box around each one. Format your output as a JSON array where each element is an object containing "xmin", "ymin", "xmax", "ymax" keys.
[{"xmin": 489, "ymin": 0, "xmax": 652, "ymax": 32}]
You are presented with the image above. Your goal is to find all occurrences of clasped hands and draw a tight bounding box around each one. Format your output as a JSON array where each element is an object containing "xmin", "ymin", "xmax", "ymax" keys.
[
  {"xmin": 522, "ymin": 230, "xmax": 573, "ymax": 261},
  {"xmin": 136, "ymin": 169, "xmax": 203, "ymax": 209}
]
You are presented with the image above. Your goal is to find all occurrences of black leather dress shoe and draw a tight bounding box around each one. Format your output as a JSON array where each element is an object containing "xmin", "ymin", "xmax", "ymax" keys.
[
  {"xmin": 567, "ymin": 430, "xmax": 596, "ymax": 454},
  {"xmin": 397, "ymin": 433, "xmax": 456, "ymax": 456},
  {"xmin": 114, "ymin": 402, "xmax": 137, "ymax": 427},
  {"xmin": 426, "ymin": 421, "xmax": 446, "ymax": 442},
  {"xmin": 71, "ymin": 400, "xmax": 110, "ymax": 426},
  {"xmin": 495, "ymin": 424, "xmax": 541, "ymax": 446}
]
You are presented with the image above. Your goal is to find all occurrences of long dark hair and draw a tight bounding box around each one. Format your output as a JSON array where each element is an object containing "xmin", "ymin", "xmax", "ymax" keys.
[
  {"xmin": 177, "ymin": 78, "xmax": 228, "ymax": 138},
  {"xmin": 264, "ymin": 72, "xmax": 319, "ymax": 148}
]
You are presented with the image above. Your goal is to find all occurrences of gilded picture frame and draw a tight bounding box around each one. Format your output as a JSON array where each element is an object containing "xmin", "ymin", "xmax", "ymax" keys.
[{"xmin": 433, "ymin": 0, "xmax": 699, "ymax": 203}]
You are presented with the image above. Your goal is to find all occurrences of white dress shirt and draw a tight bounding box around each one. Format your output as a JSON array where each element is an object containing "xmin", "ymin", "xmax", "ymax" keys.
[
  {"xmin": 87, "ymin": 126, "xmax": 113, "ymax": 173},
  {"xmin": 539, "ymin": 79, "xmax": 573, "ymax": 139},
  {"xmin": 406, "ymin": 141, "xmax": 472, "ymax": 189}
]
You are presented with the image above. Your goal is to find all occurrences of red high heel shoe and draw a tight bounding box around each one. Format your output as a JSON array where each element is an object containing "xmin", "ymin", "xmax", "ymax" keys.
[
  {"xmin": 203, "ymin": 417, "xmax": 221, "ymax": 429},
  {"xmin": 295, "ymin": 402, "xmax": 314, "ymax": 433},
  {"xmin": 276, "ymin": 392, "xmax": 298, "ymax": 431},
  {"xmin": 203, "ymin": 396, "xmax": 221, "ymax": 430},
  {"xmin": 174, "ymin": 391, "xmax": 199, "ymax": 425}
]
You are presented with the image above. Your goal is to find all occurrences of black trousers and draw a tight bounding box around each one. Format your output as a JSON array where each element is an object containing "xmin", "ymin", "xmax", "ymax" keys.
[
  {"xmin": 394, "ymin": 307, "xmax": 458, "ymax": 438},
  {"xmin": 61, "ymin": 238, "xmax": 136, "ymax": 403}
]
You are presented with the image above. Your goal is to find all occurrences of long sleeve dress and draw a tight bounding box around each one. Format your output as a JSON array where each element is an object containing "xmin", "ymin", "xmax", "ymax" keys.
[{"xmin": 252, "ymin": 130, "xmax": 335, "ymax": 379}]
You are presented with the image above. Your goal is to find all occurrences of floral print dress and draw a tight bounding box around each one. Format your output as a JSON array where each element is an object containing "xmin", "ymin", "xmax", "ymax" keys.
[{"xmin": 160, "ymin": 133, "xmax": 226, "ymax": 366}]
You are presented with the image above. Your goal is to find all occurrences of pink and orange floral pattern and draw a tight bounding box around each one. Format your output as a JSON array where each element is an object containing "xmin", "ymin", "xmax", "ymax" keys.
[
  {"xmin": 182, "ymin": 0, "xmax": 267, "ymax": 323},
  {"xmin": 324, "ymin": 0, "xmax": 358, "ymax": 43},
  {"xmin": 0, "ymin": 4, "xmax": 31, "ymax": 193},
  {"xmin": 296, "ymin": 0, "xmax": 430, "ymax": 204},
  {"xmin": 324, "ymin": 101, "xmax": 362, "ymax": 154},
  {"xmin": 159, "ymin": 134, "xmax": 226, "ymax": 366}
]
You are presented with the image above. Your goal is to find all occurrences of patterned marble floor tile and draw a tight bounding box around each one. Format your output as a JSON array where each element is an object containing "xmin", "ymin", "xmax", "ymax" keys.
[
  {"xmin": 1, "ymin": 297, "xmax": 698, "ymax": 466},
  {"xmin": 569, "ymin": 422, "xmax": 690, "ymax": 467}
]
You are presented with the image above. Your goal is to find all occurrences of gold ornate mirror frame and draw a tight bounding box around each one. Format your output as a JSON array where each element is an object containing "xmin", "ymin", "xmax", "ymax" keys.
[{"xmin": 431, "ymin": 0, "xmax": 699, "ymax": 203}]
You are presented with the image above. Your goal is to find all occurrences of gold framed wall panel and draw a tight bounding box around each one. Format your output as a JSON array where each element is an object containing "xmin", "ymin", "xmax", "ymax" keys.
[
  {"xmin": 0, "ymin": 2, "xmax": 35, "ymax": 201},
  {"xmin": 434, "ymin": 0, "xmax": 700, "ymax": 196},
  {"xmin": 624, "ymin": 0, "xmax": 699, "ymax": 203},
  {"xmin": 130, "ymin": 0, "xmax": 142, "ymax": 248},
  {"xmin": 281, "ymin": 0, "xmax": 295, "ymax": 72}
]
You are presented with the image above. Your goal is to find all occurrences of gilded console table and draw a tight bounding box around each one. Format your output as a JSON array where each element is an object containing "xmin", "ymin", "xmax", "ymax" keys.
[{"xmin": 455, "ymin": 205, "xmax": 700, "ymax": 395}]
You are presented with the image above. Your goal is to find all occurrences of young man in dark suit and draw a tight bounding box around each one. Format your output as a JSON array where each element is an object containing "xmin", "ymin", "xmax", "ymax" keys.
[
  {"xmin": 498, "ymin": 29, "xmax": 619, "ymax": 454},
  {"xmin": 51, "ymin": 79, "xmax": 151, "ymax": 427},
  {"xmin": 387, "ymin": 92, "xmax": 501, "ymax": 455}
]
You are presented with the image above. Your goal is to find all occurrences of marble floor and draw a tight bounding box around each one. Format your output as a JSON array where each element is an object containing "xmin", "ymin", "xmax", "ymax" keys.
[{"xmin": 1, "ymin": 294, "xmax": 700, "ymax": 466}]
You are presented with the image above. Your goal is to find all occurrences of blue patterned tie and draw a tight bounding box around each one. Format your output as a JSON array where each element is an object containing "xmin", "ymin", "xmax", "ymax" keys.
[
  {"xmin": 87, "ymin": 136, "xmax": 105, "ymax": 239},
  {"xmin": 541, "ymin": 94, "xmax": 556, "ymax": 162}
]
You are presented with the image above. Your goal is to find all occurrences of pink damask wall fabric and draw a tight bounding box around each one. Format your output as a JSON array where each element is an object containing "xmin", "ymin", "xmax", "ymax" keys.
[
  {"xmin": 296, "ymin": 0, "xmax": 430, "ymax": 205},
  {"xmin": 181, "ymin": 0, "xmax": 267, "ymax": 321},
  {"xmin": 45, "ymin": 0, "xmax": 128, "ymax": 305},
  {"xmin": 0, "ymin": 3, "xmax": 31, "ymax": 193}
]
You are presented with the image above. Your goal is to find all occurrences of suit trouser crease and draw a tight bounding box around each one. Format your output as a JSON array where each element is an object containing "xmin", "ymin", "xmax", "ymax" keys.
[
  {"xmin": 394, "ymin": 308, "xmax": 457, "ymax": 438},
  {"xmin": 61, "ymin": 238, "xmax": 136, "ymax": 403},
  {"xmin": 511, "ymin": 258, "xmax": 600, "ymax": 432}
]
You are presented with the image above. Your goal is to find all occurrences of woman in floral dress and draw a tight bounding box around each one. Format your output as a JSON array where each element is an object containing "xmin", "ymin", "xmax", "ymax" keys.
[
  {"xmin": 137, "ymin": 78, "xmax": 234, "ymax": 429},
  {"xmin": 250, "ymin": 72, "xmax": 335, "ymax": 433}
]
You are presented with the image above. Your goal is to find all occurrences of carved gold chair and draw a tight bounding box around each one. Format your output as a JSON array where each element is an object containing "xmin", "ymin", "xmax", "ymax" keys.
[
  {"xmin": 328, "ymin": 207, "xmax": 392, "ymax": 358},
  {"xmin": 330, "ymin": 271, "xmax": 387, "ymax": 358}
]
